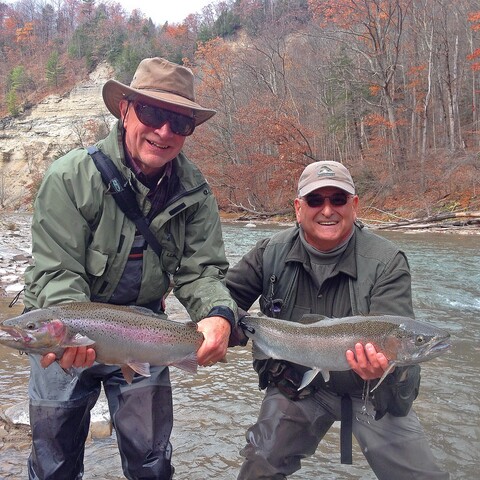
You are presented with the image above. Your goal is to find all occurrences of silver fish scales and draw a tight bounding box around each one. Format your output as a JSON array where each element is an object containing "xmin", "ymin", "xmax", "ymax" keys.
[
  {"xmin": 240, "ymin": 314, "xmax": 451, "ymax": 390},
  {"xmin": 0, "ymin": 302, "xmax": 204, "ymax": 383}
]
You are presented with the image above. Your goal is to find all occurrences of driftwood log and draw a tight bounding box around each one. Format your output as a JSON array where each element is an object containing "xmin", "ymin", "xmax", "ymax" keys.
[
  {"xmin": 373, "ymin": 211, "xmax": 480, "ymax": 230},
  {"xmin": 228, "ymin": 201, "xmax": 292, "ymax": 218}
]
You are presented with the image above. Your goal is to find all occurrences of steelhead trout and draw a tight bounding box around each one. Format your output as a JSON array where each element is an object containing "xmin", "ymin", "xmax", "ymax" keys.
[
  {"xmin": 0, "ymin": 302, "xmax": 204, "ymax": 383},
  {"xmin": 240, "ymin": 314, "xmax": 451, "ymax": 390}
]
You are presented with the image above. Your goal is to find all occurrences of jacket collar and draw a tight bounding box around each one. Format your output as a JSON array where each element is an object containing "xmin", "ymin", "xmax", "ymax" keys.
[
  {"xmin": 285, "ymin": 225, "xmax": 358, "ymax": 279},
  {"xmin": 98, "ymin": 121, "xmax": 208, "ymax": 197}
]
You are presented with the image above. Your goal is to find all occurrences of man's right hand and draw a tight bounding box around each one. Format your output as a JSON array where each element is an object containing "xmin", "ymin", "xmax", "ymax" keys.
[{"xmin": 41, "ymin": 347, "xmax": 96, "ymax": 369}]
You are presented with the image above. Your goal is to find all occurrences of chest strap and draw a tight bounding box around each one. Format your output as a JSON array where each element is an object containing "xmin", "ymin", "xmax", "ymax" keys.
[{"xmin": 86, "ymin": 146, "xmax": 163, "ymax": 258}]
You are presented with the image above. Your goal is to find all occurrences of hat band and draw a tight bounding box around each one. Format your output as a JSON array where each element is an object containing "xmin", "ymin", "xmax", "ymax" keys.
[{"xmin": 131, "ymin": 86, "xmax": 195, "ymax": 103}]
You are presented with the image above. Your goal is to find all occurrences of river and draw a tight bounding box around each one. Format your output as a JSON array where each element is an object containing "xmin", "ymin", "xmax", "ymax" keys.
[{"xmin": 0, "ymin": 221, "xmax": 478, "ymax": 479}]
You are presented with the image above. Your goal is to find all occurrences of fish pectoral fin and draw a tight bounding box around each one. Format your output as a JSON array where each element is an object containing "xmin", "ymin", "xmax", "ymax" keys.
[
  {"xmin": 64, "ymin": 333, "xmax": 95, "ymax": 348},
  {"xmin": 171, "ymin": 352, "xmax": 198, "ymax": 374},
  {"xmin": 127, "ymin": 362, "xmax": 152, "ymax": 378},
  {"xmin": 120, "ymin": 362, "xmax": 153, "ymax": 385},
  {"xmin": 121, "ymin": 365, "xmax": 135, "ymax": 384},
  {"xmin": 251, "ymin": 342, "xmax": 270, "ymax": 360},
  {"xmin": 370, "ymin": 361, "xmax": 397, "ymax": 392},
  {"xmin": 298, "ymin": 368, "xmax": 321, "ymax": 390}
]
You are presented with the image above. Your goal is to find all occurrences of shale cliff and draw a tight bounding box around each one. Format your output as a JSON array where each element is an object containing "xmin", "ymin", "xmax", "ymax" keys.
[{"xmin": 0, "ymin": 62, "xmax": 115, "ymax": 210}]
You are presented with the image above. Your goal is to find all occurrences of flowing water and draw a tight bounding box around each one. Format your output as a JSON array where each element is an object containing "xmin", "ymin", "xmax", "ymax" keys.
[{"xmin": 0, "ymin": 222, "xmax": 478, "ymax": 479}]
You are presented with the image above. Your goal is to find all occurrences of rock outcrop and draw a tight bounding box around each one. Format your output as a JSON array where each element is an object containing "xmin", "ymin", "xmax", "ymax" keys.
[{"xmin": 0, "ymin": 62, "xmax": 116, "ymax": 210}]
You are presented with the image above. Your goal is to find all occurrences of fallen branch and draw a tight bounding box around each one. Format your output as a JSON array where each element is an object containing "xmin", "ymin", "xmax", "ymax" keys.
[
  {"xmin": 227, "ymin": 201, "xmax": 292, "ymax": 217},
  {"xmin": 375, "ymin": 211, "xmax": 480, "ymax": 230}
]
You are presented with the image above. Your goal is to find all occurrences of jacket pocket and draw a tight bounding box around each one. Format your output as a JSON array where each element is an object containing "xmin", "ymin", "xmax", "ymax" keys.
[{"xmin": 86, "ymin": 247, "xmax": 109, "ymax": 277}]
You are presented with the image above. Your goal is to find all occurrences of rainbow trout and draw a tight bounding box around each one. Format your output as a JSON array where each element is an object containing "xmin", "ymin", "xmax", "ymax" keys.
[
  {"xmin": 0, "ymin": 302, "xmax": 204, "ymax": 383},
  {"xmin": 240, "ymin": 314, "xmax": 450, "ymax": 390}
]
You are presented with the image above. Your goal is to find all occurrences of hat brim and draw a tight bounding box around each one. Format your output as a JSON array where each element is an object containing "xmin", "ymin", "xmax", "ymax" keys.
[
  {"xmin": 102, "ymin": 79, "xmax": 216, "ymax": 127},
  {"xmin": 299, "ymin": 180, "xmax": 355, "ymax": 197}
]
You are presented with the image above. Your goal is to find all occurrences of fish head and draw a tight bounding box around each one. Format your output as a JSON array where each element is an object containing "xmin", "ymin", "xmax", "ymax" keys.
[
  {"xmin": 0, "ymin": 310, "xmax": 68, "ymax": 355},
  {"xmin": 383, "ymin": 318, "xmax": 451, "ymax": 365}
]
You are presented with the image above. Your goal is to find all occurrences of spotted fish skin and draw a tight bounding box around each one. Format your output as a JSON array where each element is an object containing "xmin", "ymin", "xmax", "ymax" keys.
[
  {"xmin": 240, "ymin": 314, "xmax": 451, "ymax": 390},
  {"xmin": 0, "ymin": 302, "xmax": 204, "ymax": 383}
]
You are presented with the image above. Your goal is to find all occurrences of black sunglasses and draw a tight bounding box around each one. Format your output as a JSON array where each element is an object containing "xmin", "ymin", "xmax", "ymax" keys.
[
  {"xmin": 133, "ymin": 101, "xmax": 196, "ymax": 136},
  {"xmin": 303, "ymin": 192, "xmax": 351, "ymax": 208}
]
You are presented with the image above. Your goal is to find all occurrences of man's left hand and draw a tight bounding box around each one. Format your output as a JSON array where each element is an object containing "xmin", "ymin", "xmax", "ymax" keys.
[
  {"xmin": 346, "ymin": 343, "xmax": 391, "ymax": 381},
  {"xmin": 196, "ymin": 316, "xmax": 231, "ymax": 367}
]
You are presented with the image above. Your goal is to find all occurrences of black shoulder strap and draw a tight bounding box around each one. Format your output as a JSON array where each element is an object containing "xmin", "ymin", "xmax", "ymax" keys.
[
  {"xmin": 260, "ymin": 229, "xmax": 300, "ymax": 318},
  {"xmin": 86, "ymin": 146, "xmax": 163, "ymax": 258}
]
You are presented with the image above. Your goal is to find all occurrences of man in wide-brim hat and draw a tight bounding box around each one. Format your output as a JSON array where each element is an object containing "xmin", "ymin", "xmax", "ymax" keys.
[
  {"xmin": 23, "ymin": 57, "xmax": 237, "ymax": 480},
  {"xmin": 102, "ymin": 56, "xmax": 216, "ymax": 176},
  {"xmin": 103, "ymin": 56, "xmax": 216, "ymax": 125}
]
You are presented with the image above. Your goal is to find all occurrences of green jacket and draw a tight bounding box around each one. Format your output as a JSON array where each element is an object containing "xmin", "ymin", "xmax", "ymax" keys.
[
  {"xmin": 24, "ymin": 122, "xmax": 236, "ymax": 322},
  {"xmin": 227, "ymin": 224, "xmax": 418, "ymax": 398},
  {"xmin": 228, "ymin": 224, "xmax": 413, "ymax": 320}
]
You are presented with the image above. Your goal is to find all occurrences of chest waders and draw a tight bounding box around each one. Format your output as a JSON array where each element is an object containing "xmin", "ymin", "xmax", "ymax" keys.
[
  {"xmin": 258, "ymin": 229, "xmax": 362, "ymax": 465},
  {"xmin": 28, "ymin": 148, "xmax": 175, "ymax": 480}
]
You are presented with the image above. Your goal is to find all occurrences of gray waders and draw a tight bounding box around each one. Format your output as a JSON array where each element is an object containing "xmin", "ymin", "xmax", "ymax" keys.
[
  {"xmin": 28, "ymin": 355, "xmax": 174, "ymax": 480},
  {"xmin": 237, "ymin": 386, "xmax": 449, "ymax": 480}
]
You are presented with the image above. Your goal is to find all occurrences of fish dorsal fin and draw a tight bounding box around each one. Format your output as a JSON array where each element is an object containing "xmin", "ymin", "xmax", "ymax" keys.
[
  {"xmin": 64, "ymin": 333, "xmax": 95, "ymax": 348},
  {"xmin": 297, "ymin": 314, "xmax": 328, "ymax": 325},
  {"xmin": 124, "ymin": 305, "xmax": 163, "ymax": 318},
  {"xmin": 171, "ymin": 352, "xmax": 198, "ymax": 374},
  {"xmin": 252, "ymin": 341, "xmax": 271, "ymax": 360}
]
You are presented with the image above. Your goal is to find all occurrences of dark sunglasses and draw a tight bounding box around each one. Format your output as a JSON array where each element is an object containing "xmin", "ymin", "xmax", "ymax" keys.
[
  {"xmin": 303, "ymin": 192, "xmax": 351, "ymax": 208},
  {"xmin": 133, "ymin": 101, "xmax": 196, "ymax": 136}
]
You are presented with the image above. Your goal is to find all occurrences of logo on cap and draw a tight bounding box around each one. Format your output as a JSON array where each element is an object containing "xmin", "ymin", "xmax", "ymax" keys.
[{"xmin": 317, "ymin": 165, "xmax": 336, "ymax": 178}]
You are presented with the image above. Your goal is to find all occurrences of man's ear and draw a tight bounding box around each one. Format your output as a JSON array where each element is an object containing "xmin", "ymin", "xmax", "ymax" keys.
[{"xmin": 294, "ymin": 197, "xmax": 302, "ymax": 223}]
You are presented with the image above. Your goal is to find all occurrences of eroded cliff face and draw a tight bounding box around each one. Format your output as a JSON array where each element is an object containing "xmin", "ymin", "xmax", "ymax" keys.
[{"xmin": 0, "ymin": 62, "xmax": 116, "ymax": 210}]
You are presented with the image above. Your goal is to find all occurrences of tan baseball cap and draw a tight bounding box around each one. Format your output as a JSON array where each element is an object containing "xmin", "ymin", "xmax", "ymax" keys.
[{"xmin": 298, "ymin": 161, "xmax": 355, "ymax": 196}]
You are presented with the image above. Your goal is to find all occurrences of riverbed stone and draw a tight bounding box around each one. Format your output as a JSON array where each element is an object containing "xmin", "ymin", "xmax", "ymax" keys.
[{"xmin": 3, "ymin": 396, "xmax": 113, "ymax": 440}]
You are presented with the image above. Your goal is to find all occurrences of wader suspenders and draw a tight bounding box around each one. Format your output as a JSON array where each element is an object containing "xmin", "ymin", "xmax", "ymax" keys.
[
  {"xmin": 86, "ymin": 146, "xmax": 163, "ymax": 258},
  {"xmin": 338, "ymin": 277, "xmax": 362, "ymax": 465}
]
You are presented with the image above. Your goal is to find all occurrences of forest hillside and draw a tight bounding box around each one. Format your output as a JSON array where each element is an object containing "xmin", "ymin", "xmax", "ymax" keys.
[{"xmin": 1, "ymin": 0, "xmax": 479, "ymax": 229}]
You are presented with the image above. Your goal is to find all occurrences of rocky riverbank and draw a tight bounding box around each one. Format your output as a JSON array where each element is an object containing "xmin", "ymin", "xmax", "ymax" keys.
[
  {"xmin": 0, "ymin": 212, "xmax": 111, "ymax": 452},
  {"xmin": 0, "ymin": 213, "xmax": 32, "ymax": 298}
]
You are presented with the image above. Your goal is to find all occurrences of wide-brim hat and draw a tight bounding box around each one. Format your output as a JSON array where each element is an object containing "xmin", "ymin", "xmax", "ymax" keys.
[
  {"xmin": 298, "ymin": 161, "xmax": 356, "ymax": 196},
  {"xmin": 102, "ymin": 57, "xmax": 216, "ymax": 127}
]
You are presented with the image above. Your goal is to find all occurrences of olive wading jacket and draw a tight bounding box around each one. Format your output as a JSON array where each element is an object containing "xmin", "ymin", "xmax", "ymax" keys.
[
  {"xmin": 227, "ymin": 224, "xmax": 418, "ymax": 398},
  {"xmin": 24, "ymin": 122, "xmax": 236, "ymax": 322}
]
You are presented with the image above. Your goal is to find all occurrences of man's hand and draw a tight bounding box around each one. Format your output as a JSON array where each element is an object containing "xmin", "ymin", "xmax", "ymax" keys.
[
  {"xmin": 196, "ymin": 316, "xmax": 232, "ymax": 367},
  {"xmin": 346, "ymin": 343, "xmax": 391, "ymax": 381},
  {"xmin": 41, "ymin": 347, "xmax": 96, "ymax": 369}
]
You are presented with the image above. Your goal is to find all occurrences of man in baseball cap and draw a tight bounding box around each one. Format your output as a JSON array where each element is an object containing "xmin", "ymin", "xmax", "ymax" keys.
[
  {"xmin": 295, "ymin": 161, "xmax": 358, "ymax": 251},
  {"xmin": 297, "ymin": 161, "xmax": 356, "ymax": 197},
  {"xmin": 227, "ymin": 160, "xmax": 447, "ymax": 480}
]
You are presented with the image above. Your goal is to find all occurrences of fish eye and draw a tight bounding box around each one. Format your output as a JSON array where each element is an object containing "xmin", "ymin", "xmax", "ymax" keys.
[
  {"xmin": 26, "ymin": 322, "xmax": 36, "ymax": 330},
  {"xmin": 415, "ymin": 334, "xmax": 425, "ymax": 345}
]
